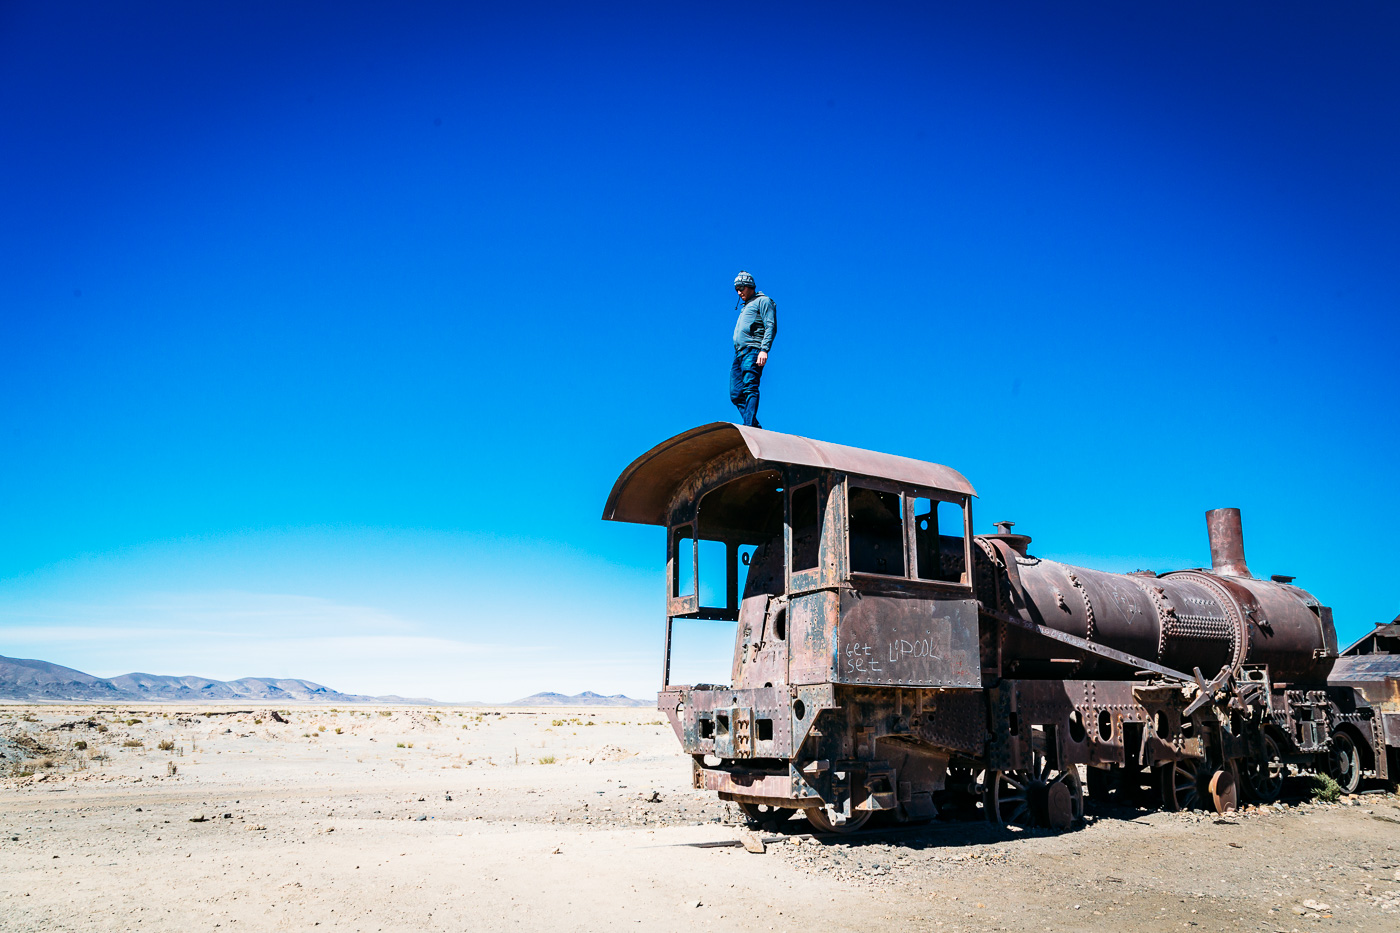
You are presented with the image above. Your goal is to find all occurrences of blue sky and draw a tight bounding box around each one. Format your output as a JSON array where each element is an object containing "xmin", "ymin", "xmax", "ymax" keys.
[{"xmin": 2, "ymin": 2, "xmax": 1397, "ymax": 701}]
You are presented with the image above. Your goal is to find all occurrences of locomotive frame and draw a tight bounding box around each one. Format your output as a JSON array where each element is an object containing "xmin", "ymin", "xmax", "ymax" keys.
[{"xmin": 603, "ymin": 423, "xmax": 1400, "ymax": 832}]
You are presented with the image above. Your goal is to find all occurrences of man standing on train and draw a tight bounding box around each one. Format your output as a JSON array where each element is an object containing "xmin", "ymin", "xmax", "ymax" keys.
[{"xmin": 729, "ymin": 270, "xmax": 776, "ymax": 428}]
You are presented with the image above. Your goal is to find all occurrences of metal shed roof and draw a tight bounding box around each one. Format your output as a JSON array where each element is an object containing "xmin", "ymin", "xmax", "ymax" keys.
[{"xmin": 602, "ymin": 422, "xmax": 976, "ymax": 526}]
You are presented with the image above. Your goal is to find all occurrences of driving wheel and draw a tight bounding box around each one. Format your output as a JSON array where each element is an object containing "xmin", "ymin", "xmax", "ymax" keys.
[
  {"xmin": 986, "ymin": 753, "xmax": 1084, "ymax": 831},
  {"xmin": 805, "ymin": 804, "xmax": 872, "ymax": 834},
  {"xmin": 737, "ymin": 802, "xmax": 791, "ymax": 829},
  {"xmin": 1328, "ymin": 731, "xmax": 1362, "ymax": 795},
  {"xmin": 1158, "ymin": 757, "xmax": 1206, "ymax": 811},
  {"xmin": 1242, "ymin": 733, "xmax": 1285, "ymax": 804}
]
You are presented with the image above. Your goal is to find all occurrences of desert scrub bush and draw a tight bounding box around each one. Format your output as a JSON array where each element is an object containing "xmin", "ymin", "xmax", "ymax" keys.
[
  {"xmin": 538, "ymin": 755, "xmax": 557, "ymax": 765},
  {"xmin": 166, "ymin": 761, "xmax": 177, "ymax": 776},
  {"xmin": 124, "ymin": 719, "xmax": 142, "ymax": 725},
  {"xmin": 396, "ymin": 742, "xmax": 405, "ymax": 748},
  {"xmin": 334, "ymin": 727, "xmax": 343, "ymax": 734},
  {"xmin": 122, "ymin": 739, "xmax": 143, "ymax": 748},
  {"xmin": 317, "ymin": 725, "xmax": 326, "ymax": 732},
  {"xmin": 253, "ymin": 718, "xmax": 263, "ymax": 724},
  {"xmin": 158, "ymin": 739, "xmax": 175, "ymax": 751},
  {"xmin": 73, "ymin": 740, "xmax": 87, "ymax": 751},
  {"xmin": 379, "ymin": 711, "xmax": 392, "ymax": 717},
  {"xmin": 1311, "ymin": 773, "xmax": 1343, "ymax": 802},
  {"xmin": 36, "ymin": 758, "xmax": 54, "ymax": 769},
  {"xmin": 96, "ymin": 725, "xmax": 109, "ymax": 733}
]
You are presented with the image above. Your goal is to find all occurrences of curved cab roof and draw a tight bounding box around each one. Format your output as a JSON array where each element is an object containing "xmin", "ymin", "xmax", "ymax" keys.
[{"xmin": 602, "ymin": 422, "xmax": 976, "ymax": 526}]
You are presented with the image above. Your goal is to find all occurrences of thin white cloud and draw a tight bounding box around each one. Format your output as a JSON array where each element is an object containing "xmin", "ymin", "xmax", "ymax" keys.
[{"xmin": 0, "ymin": 587, "xmax": 663, "ymax": 702}]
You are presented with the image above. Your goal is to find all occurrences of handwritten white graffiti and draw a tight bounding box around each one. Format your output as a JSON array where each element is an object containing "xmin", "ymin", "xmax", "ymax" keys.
[
  {"xmin": 844, "ymin": 642, "xmax": 881, "ymax": 674},
  {"xmin": 844, "ymin": 634, "xmax": 942, "ymax": 674},
  {"xmin": 1109, "ymin": 585, "xmax": 1142, "ymax": 620}
]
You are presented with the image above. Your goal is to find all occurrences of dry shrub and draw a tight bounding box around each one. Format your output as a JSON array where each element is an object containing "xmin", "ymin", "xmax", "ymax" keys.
[
  {"xmin": 122, "ymin": 739, "xmax": 143, "ymax": 748},
  {"xmin": 158, "ymin": 739, "xmax": 175, "ymax": 751},
  {"xmin": 1311, "ymin": 773, "xmax": 1343, "ymax": 802}
]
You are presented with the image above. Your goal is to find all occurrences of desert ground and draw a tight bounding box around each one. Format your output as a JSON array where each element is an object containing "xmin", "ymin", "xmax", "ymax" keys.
[{"xmin": 1, "ymin": 704, "xmax": 1398, "ymax": 933}]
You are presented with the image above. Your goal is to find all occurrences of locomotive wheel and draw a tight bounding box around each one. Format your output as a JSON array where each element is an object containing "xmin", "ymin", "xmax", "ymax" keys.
[
  {"xmin": 1242, "ymin": 734, "xmax": 1285, "ymax": 804},
  {"xmin": 1328, "ymin": 731, "xmax": 1362, "ymax": 795},
  {"xmin": 986, "ymin": 770, "xmax": 1036, "ymax": 830},
  {"xmin": 804, "ymin": 804, "xmax": 872, "ymax": 834},
  {"xmin": 1208, "ymin": 761, "xmax": 1240, "ymax": 814},
  {"xmin": 986, "ymin": 757, "xmax": 1083, "ymax": 831},
  {"xmin": 1158, "ymin": 758, "xmax": 1206, "ymax": 812},
  {"xmin": 737, "ymin": 803, "xmax": 791, "ymax": 829}
]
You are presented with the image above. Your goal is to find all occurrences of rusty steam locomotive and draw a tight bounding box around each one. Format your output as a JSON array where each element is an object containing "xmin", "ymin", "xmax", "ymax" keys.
[{"xmin": 603, "ymin": 423, "xmax": 1400, "ymax": 832}]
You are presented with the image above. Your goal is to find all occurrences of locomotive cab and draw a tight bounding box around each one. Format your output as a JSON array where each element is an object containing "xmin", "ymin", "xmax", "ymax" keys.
[{"xmin": 603, "ymin": 422, "xmax": 982, "ymax": 827}]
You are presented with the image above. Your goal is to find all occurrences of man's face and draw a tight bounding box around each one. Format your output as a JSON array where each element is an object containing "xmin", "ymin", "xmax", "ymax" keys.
[{"xmin": 736, "ymin": 285, "xmax": 755, "ymax": 302}]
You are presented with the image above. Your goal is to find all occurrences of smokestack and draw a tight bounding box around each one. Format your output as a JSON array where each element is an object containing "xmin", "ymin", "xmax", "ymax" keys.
[{"xmin": 1206, "ymin": 507, "xmax": 1252, "ymax": 578}]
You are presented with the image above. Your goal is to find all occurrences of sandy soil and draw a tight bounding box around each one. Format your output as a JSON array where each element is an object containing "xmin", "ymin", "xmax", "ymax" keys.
[{"xmin": 1, "ymin": 703, "xmax": 1398, "ymax": 933}]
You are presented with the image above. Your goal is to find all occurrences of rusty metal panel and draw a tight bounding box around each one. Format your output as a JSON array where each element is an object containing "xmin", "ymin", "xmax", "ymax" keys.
[
  {"xmin": 603, "ymin": 422, "xmax": 975, "ymax": 526},
  {"xmin": 835, "ymin": 592, "xmax": 980, "ymax": 687},
  {"xmin": 699, "ymin": 766, "xmax": 794, "ymax": 800},
  {"xmin": 910, "ymin": 689, "xmax": 986, "ymax": 756},
  {"xmin": 737, "ymin": 427, "xmax": 975, "ymax": 497},
  {"xmin": 788, "ymin": 590, "xmax": 838, "ymax": 685},
  {"xmin": 678, "ymin": 686, "xmax": 792, "ymax": 758},
  {"xmin": 1384, "ymin": 712, "xmax": 1400, "ymax": 747},
  {"xmin": 790, "ymin": 683, "xmax": 835, "ymax": 753}
]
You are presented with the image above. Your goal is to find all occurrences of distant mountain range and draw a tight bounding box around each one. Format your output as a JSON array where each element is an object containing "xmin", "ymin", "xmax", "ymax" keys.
[
  {"xmin": 507, "ymin": 691, "xmax": 650, "ymax": 708},
  {"xmin": 0, "ymin": 655, "xmax": 648, "ymax": 707}
]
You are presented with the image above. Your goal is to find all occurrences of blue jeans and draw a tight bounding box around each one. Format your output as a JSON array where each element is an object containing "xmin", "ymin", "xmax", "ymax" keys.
[{"xmin": 729, "ymin": 347, "xmax": 763, "ymax": 428}]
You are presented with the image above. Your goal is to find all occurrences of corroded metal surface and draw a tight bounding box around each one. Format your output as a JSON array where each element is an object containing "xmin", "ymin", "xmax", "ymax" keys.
[
  {"xmin": 606, "ymin": 424, "xmax": 1400, "ymax": 832},
  {"xmin": 603, "ymin": 422, "xmax": 974, "ymax": 526}
]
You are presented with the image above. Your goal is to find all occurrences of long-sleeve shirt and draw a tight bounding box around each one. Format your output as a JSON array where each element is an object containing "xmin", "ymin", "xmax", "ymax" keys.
[{"xmin": 732, "ymin": 293, "xmax": 777, "ymax": 353}]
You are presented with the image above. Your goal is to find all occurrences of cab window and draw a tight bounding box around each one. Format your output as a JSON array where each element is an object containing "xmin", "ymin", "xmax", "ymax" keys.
[
  {"xmin": 914, "ymin": 497, "xmax": 967, "ymax": 583},
  {"xmin": 848, "ymin": 485, "xmax": 905, "ymax": 576},
  {"xmin": 790, "ymin": 482, "xmax": 821, "ymax": 572}
]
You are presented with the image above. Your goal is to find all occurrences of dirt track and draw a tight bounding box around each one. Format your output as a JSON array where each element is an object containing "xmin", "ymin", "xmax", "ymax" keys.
[{"xmin": 2, "ymin": 704, "xmax": 1397, "ymax": 932}]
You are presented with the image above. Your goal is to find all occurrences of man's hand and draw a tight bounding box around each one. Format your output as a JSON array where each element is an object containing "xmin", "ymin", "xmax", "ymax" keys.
[{"xmin": 756, "ymin": 351, "xmax": 768, "ymax": 368}]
